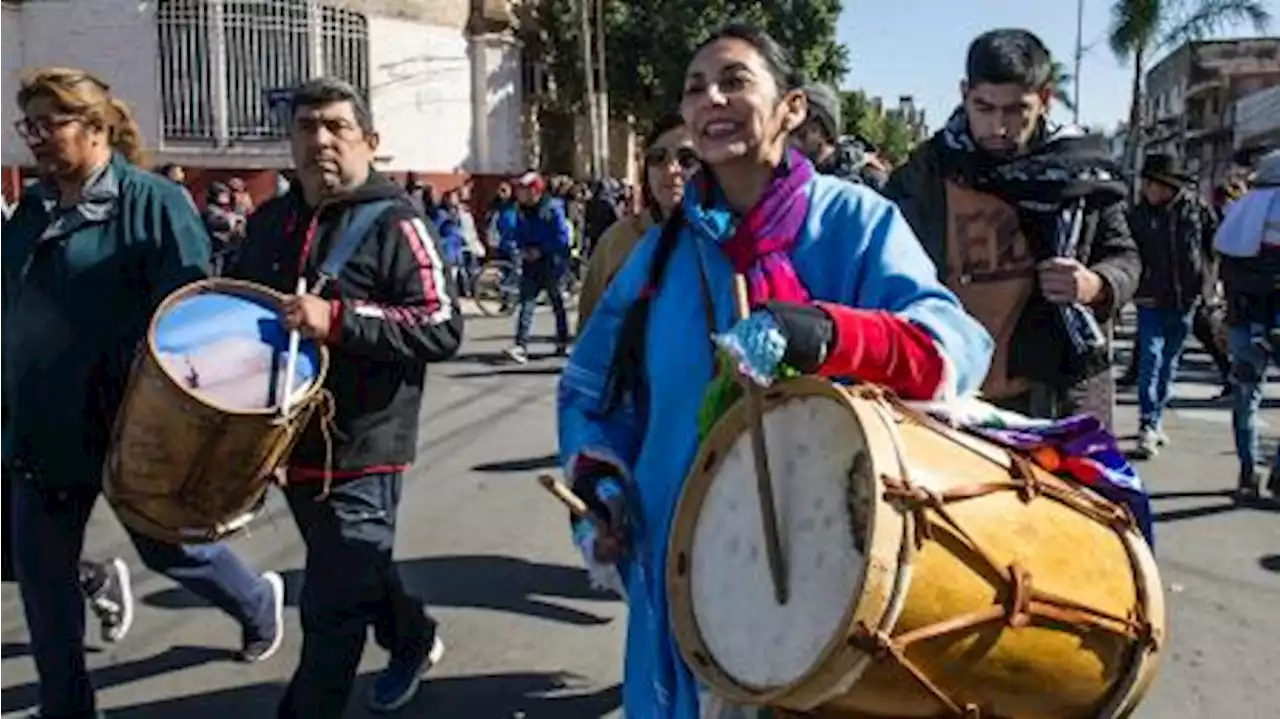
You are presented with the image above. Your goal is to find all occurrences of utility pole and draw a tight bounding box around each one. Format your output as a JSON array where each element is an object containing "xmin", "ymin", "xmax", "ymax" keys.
[
  {"xmin": 593, "ymin": 0, "xmax": 610, "ymax": 176},
  {"xmin": 1073, "ymin": 0, "xmax": 1084, "ymax": 124},
  {"xmin": 579, "ymin": 0, "xmax": 599, "ymax": 177}
]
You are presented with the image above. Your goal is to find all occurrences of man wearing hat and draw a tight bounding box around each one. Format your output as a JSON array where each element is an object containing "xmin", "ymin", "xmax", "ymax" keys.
[
  {"xmin": 794, "ymin": 83, "xmax": 887, "ymax": 189},
  {"xmin": 1129, "ymin": 151, "xmax": 1216, "ymax": 458}
]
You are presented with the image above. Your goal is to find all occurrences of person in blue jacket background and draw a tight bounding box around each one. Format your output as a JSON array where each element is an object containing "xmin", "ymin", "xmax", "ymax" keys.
[
  {"xmin": 505, "ymin": 171, "xmax": 572, "ymax": 363},
  {"xmin": 557, "ymin": 23, "xmax": 992, "ymax": 718},
  {"xmin": 487, "ymin": 179, "xmax": 521, "ymax": 260}
]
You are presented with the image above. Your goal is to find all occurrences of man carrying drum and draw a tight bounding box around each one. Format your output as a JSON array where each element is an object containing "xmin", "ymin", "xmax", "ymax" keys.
[
  {"xmin": 884, "ymin": 29, "xmax": 1140, "ymax": 430},
  {"xmin": 2, "ymin": 67, "xmax": 285, "ymax": 719},
  {"xmin": 228, "ymin": 77, "xmax": 463, "ymax": 718}
]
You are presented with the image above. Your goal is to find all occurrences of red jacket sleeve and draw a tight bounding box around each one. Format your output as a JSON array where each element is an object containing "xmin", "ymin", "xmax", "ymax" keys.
[{"xmin": 812, "ymin": 302, "xmax": 946, "ymax": 400}]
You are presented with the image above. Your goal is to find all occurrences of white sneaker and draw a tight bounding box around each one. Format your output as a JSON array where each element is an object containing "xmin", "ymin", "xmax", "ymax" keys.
[
  {"xmin": 504, "ymin": 346, "xmax": 529, "ymax": 364},
  {"xmin": 239, "ymin": 571, "xmax": 285, "ymax": 663},
  {"xmin": 87, "ymin": 558, "xmax": 134, "ymax": 644},
  {"xmin": 1134, "ymin": 427, "xmax": 1160, "ymax": 460}
]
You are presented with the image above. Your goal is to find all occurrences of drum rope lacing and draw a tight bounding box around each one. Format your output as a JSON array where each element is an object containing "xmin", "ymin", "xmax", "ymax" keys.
[
  {"xmin": 845, "ymin": 385, "xmax": 1162, "ymax": 719},
  {"xmin": 313, "ymin": 389, "xmax": 339, "ymax": 499}
]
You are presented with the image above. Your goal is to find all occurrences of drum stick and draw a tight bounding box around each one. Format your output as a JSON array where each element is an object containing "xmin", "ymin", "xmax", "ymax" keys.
[
  {"xmin": 732, "ymin": 275, "xmax": 789, "ymax": 605},
  {"xmin": 536, "ymin": 474, "xmax": 606, "ymax": 530},
  {"xmin": 279, "ymin": 277, "xmax": 307, "ymax": 418}
]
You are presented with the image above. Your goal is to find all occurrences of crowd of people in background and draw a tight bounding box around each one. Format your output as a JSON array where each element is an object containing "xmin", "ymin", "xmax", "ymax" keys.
[{"xmin": 10, "ymin": 62, "xmax": 1265, "ymax": 493}]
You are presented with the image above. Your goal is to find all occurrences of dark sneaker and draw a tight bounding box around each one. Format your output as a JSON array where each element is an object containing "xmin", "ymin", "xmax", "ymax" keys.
[
  {"xmin": 1234, "ymin": 467, "xmax": 1262, "ymax": 502},
  {"xmin": 368, "ymin": 635, "xmax": 445, "ymax": 713},
  {"xmin": 238, "ymin": 571, "xmax": 284, "ymax": 663},
  {"xmin": 87, "ymin": 558, "xmax": 133, "ymax": 644}
]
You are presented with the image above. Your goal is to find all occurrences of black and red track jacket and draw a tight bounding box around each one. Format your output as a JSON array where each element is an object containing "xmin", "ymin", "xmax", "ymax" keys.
[{"xmin": 230, "ymin": 171, "xmax": 462, "ymax": 481}]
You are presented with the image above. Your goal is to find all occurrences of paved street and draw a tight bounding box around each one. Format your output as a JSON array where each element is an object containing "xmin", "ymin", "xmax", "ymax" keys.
[{"xmin": 3, "ymin": 307, "xmax": 1277, "ymax": 719}]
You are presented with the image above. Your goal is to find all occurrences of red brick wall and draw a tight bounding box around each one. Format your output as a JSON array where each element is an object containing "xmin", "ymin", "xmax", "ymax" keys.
[
  {"xmin": 181, "ymin": 168, "xmax": 280, "ymax": 209},
  {"xmin": 1, "ymin": 167, "xmax": 20, "ymax": 203}
]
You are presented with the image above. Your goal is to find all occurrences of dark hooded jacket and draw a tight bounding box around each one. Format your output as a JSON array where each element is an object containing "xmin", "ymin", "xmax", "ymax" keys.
[
  {"xmin": 229, "ymin": 170, "xmax": 462, "ymax": 479},
  {"xmin": 885, "ymin": 122, "xmax": 1140, "ymax": 427},
  {"xmin": 1129, "ymin": 188, "xmax": 1214, "ymax": 312}
]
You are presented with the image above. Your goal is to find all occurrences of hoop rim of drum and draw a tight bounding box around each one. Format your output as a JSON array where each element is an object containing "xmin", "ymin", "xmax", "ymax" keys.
[
  {"xmin": 666, "ymin": 377, "xmax": 916, "ymax": 710},
  {"xmin": 147, "ymin": 278, "xmax": 330, "ymax": 417}
]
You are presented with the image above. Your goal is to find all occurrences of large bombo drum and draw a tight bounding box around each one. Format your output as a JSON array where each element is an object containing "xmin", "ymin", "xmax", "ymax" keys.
[
  {"xmin": 104, "ymin": 279, "xmax": 328, "ymax": 544},
  {"xmin": 667, "ymin": 378, "xmax": 1164, "ymax": 719}
]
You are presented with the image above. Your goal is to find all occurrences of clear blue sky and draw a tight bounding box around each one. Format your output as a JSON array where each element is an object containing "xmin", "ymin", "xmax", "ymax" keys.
[{"xmin": 836, "ymin": 0, "xmax": 1279, "ymax": 132}]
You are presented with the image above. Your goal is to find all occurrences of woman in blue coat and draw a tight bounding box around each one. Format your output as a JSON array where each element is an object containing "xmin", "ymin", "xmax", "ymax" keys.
[{"xmin": 557, "ymin": 23, "xmax": 993, "ymax": 718}]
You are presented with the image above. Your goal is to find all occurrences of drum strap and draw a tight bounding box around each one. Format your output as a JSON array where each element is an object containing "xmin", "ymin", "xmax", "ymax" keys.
[
  {"xmin": 315, "ymin": 199, "xmax": 397, "ymax": 286},
  {"xmin": 847, "ymin": 385, "xmax": 1162, "ymax": 718},
  {"xmin": 692, "ymin": 239, "xmax": 720, "ymax": 362},
  {"xmin": 304, "ymin": 199, "xmax": 392, "ymax": 498}
]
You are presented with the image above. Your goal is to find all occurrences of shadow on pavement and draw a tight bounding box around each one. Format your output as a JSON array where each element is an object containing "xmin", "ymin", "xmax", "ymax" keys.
[
  {"xmin": 106, "ymin": 671, "xmax": 620, "ymax": 719},
  {"xmin": 1152, "ymin": 495, "xmax": 1279, "ymax": 523},
  {"xmin": 1115, "ymin": 394, "xmax": 1275, "ymax": 410},
  {"xmin": 446, "ymin": 350, "xmax": 511, "ymax": 366},
  {"xmin": 2, "ymin": 645, "xmax": 236, "ymax": 716},
  {"xmin": 2, "ymin": 641, "xmax": 30, "ymax": 659},
  {"xmin": 1148, "ymin": 490, "xmax": 1234, "ymax": 500},
  {"xmin": 473, "ymin": 453, "xmax": 561, "ymax": 474},
  {"xmin": 144, "ymin": 555, "xmax": 617, "ymax": 626},
  {"xmin": 1152, "ymin": 501, "xmax": 1240, "ymax": 523},
  {"xmin": 449, "ymin": 366, "xmax": 564, "ymax": 379}
]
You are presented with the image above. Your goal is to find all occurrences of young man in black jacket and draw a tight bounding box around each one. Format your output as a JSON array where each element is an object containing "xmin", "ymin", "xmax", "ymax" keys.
[
  {"xmin": 1129, "ymin": 153, "xmax": 1213, "ymax": 458},
  {"xmin": 229, "ymin": 77, "xmax": 462, "ymax": 718}
]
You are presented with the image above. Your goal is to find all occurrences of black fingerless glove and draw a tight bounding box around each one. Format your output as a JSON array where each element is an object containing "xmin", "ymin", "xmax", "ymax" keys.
[{"xmin": 763, "ymin": 301, "xmax": 833, "ymax": 373}]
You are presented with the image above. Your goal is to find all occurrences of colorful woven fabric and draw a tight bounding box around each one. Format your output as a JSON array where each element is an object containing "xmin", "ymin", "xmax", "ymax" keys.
[{"xmin": 973, "ymin": 412, "xmax": 1154, "ymax": 547}]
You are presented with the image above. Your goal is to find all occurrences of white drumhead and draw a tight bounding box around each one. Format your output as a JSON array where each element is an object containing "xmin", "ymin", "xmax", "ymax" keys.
[{"xmin": 689, "ymin": 393, "xmax": 869, "ymax": 689}]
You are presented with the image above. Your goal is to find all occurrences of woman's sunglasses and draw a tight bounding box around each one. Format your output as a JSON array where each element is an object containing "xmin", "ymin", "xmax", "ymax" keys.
[{"xmin": 645, "ymin": 146, "xmax": 698, "ymax": 170}]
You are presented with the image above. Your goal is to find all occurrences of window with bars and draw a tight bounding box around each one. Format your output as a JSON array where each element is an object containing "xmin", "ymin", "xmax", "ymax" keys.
[{"xmin": 157, "ymin": 0, "xmax": 369, "ymax": 143}]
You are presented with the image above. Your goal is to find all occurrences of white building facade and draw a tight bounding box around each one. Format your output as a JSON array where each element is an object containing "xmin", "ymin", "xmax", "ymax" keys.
[{"xmin": 2, "ymin": 0, "xmax": 526, "ymax": 201}]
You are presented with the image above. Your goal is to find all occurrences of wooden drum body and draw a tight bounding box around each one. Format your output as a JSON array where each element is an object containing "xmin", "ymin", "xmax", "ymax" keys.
[
  {"xmin": 667, "ymin": 378, "xmax": 1164, "ymax": 719},
  {"xmin": 104, "ymin": 279, "xmax": 329, "ymax": 544}
]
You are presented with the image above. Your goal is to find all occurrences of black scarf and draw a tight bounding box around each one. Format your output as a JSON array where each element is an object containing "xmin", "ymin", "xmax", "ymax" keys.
[
  {"xmin": 934, "ymin": 106, "xmax": 1127, "ymax": 213},
  {"xmin": 935, "ymin": 107, "xmax": 1127, "ymax": 387}
]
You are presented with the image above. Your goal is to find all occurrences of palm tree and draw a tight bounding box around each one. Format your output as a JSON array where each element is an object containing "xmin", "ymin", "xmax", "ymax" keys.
[
  {"xmin": 1051, "ymin": 59, "xmax": 1077, "ymax": 116},
  {"xmin": 1108, "ymin": 0, "xmax": 1271, "ymax": 177}
]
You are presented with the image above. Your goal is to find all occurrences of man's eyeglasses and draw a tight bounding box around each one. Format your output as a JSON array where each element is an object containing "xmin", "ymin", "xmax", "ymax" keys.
[
  {"xmin": 644, "ymin": 146, "xmax": 698, "ymax": 170},
  {"xmin": 14, "ymin": 115, "xmax": 79, "ymax": 142}
]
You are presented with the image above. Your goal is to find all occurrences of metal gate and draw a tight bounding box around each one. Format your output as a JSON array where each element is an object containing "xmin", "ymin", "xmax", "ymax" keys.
[{"xmin": 157, "ymin": 0, "xmax": 369, "ymax": 144}]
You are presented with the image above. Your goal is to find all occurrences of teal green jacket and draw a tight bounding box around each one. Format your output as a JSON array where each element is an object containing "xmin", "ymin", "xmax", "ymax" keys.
[{"xmin": 2, "ymin": 153, "xmax": 210, "ymax": 487}]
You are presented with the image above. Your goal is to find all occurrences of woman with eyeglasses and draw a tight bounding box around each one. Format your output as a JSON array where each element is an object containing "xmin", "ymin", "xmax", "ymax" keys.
[
  {"xmin": 557, "ymin": 23, "xmax": 993, "ymax": 717},
  {"xmin": 578, "ymin": 114, "xmax": 698, "ymax": 326},
  {"xmin": 2, "ymin": 67, "xmax": 285, "ymax": 719}
]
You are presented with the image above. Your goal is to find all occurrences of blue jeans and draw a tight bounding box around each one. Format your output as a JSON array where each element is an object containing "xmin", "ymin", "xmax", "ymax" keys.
[
  {"xmin": 514, "ymin": 257, "xmax": 569, "ymax": 348},
  {"xmin": 1228, "ymin": 324, "xmax": 1280, "ymax": 474},
  {"xmin": 277, "ymin": 473, "xmax": 435, "ymax": 719},
  {"xmin": 1136, "ymin": 307, "xmax": 1195, "ymax": 430},
  {"xmin": 11, "ymin": 480, "xmax": 275, "ymax": 718}
]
